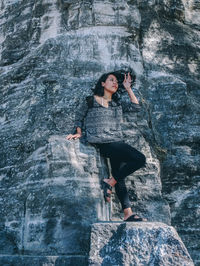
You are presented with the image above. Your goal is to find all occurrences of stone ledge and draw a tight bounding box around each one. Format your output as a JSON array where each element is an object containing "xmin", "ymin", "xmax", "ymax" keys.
[
  {"xmin": 0, "ymin": 255, "xmax": 88, "ymax": 266},
  {"xmin": 89, "ymin": 222, "xmax": 194, "ymax": 266}
]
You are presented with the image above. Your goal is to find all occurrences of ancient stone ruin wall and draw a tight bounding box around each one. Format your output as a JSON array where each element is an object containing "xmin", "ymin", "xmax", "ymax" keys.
[{"xmin": 0, "ymin": 0, "xmax": 199, "ymax": 265}]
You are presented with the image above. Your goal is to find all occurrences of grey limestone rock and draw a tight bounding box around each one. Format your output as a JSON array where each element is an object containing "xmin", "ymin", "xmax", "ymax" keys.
[
  {"xmin": 0, "ymin": 0, "xmax": 199, "ymax": 265},
  {"xmin": 0, "ymin": 255, "xmax": 88, "ymax": 266},
  {"xmin": 89, "ymin": 222, "xmax": 194, "ymax": 266},
  {"xmin": 0, "ymin": 135, "xmax": 110, "ymax": 264}
]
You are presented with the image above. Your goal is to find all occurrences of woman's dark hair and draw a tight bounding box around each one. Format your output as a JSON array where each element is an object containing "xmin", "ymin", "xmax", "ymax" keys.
[
  {"xmin": 92, "ymin": 72, "xmax": 120, "ymax": 103},
  {"xmin": 92, "ymin": 69, "xmax": 136, "ymax": 103}
]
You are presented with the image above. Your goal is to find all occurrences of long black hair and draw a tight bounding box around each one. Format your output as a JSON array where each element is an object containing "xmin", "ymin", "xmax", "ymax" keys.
[
  {"xmin": 92, "ymin": 69, "xmax": 136, "ymax": 103},
  {"xmin": 92, "ymin": 72, "xmax": 120, "ymax": 103}
]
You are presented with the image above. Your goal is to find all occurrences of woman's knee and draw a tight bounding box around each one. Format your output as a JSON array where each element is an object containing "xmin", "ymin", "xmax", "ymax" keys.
[{"xmin": 137, "ymin": 153, "xmax": 146, "ymax": 168}]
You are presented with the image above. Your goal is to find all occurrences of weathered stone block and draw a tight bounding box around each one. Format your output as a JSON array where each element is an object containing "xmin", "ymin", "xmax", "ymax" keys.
[
  {"xmin": 0, "ymin": 255, "xmax": 88, "ymax": 266},
  {"xmin": 0, "ymin": 136, "xmax": 110, "ymax": 257},
  {"xmin": 89, "ymin": 222, "xmax": 194, "ymax": 266}
]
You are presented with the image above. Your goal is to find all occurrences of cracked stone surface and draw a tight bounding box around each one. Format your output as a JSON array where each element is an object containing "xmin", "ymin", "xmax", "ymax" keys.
[{"xmin": 0, "ymin": 0, "xmax": 199, "ymax": 265}]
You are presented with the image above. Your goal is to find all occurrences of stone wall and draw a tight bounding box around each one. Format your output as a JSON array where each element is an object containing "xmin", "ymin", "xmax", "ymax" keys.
[{"xmin": 0, "ymin": 0, "xmax": 199, "ymax": 264}]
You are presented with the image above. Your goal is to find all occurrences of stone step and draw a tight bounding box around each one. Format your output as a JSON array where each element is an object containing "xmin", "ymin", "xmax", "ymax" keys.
[
  {"xmin": 88, "ymin": 222, "xmax": 194, "ymax": 266},
  {"xmin": 0, "ymin": 255, "xmax": 88, "ymax": 266}
]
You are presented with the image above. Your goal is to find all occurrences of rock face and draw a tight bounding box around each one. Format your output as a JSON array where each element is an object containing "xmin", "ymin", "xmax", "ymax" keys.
[
  {"xmin": 0, "ymin": 136, "xmax": 110, "ymax": 264},
  {"xmin": 0, "ymin": 0, "xmax": 199, "ymax": 265},
  {"xmin": 89, "ymin": 222, "xmax": 194, "ymax": 266}
]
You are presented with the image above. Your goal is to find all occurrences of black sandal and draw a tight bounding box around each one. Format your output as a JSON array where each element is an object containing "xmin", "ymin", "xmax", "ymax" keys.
[
  {"xmin": 101, "ymin": 180, "xmax": 113, "ymax": 203},
  {"xmin": 124, "ymin": 214, "xmax": 147, "ymax": 222}
]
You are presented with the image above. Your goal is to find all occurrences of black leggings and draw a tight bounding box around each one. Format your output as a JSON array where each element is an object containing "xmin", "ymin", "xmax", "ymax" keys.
[{"xmin": 96, "ymin": 141, "xmax": 146, "ymax": 210}]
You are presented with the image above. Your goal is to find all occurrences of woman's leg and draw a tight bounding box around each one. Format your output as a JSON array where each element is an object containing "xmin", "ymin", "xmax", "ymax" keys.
[
  {"xmin": 98, "ymin": 141, "xmax": 146, "ymax": 218},
  {"xmin": 108, "ymin": 158, "xmax": 131, "ymax": 209},
  {"xmin": 99, "ymin": 141, "xmax": 146, "ymax": 182},
  {"xmin": 109, "ymin": 159, "xmax": 134, "ymax": 220}
]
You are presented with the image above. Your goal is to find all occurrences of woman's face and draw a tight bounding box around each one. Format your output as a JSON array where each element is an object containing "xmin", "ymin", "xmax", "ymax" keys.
[{"xmin": 101, "ymin": 74, "xmax": 118, "ymax": 94}]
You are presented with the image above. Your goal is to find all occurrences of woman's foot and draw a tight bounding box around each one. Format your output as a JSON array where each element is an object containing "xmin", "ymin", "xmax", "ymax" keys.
[
  {"xmin": 124, "ymin": 214, "xmax": 147, "ymax": 222},
  {"xmin": 123, "ymin": 208, "xmax": 147, "ymax": 222},
  {"xmin": 123, "ymin": 207, "xmax": 134, "ymax": 220},
  {"xmin": 102, "ymin": 177, "xmax": 117, "ymax": 203}
]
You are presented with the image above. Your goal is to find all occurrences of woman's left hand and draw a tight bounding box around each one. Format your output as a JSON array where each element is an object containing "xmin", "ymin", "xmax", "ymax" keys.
[{"xmin": 123, "ymin": 72, "xmax": 132, "ymax": 91}]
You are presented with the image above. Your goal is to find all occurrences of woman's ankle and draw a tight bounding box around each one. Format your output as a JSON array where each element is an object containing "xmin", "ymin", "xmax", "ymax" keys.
[
  {"xmin": 110, "ymin": 176, "xmax": 117, "ymax": 187},
  {"xmin": 104, "ymin": 176, "xmax": 117, "ymax": 187},
  {"xmin": 123, "ymin": 208, "xmax": 133, "ymax": 219}
]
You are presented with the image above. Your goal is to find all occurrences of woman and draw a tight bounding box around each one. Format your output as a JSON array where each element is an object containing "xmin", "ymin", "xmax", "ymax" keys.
[{"xmin": 66, "ymin": 71, "xmax": 147, "ymax": 222}]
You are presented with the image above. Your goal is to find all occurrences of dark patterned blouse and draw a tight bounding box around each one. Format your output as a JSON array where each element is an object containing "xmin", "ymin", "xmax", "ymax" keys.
[{"xmin": 73, "ymin": 95, "xmax": 141, "ymax": 144}]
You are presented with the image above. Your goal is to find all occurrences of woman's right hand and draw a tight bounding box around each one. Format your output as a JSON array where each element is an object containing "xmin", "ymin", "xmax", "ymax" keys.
[{"xmin": 66, "ymin": 133, "xmax": 82, "ymax": 140}]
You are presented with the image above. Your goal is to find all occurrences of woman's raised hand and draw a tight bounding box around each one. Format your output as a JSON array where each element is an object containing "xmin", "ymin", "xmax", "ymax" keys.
[
  {"xmin": 123, "ymin": 72, "xmax": 132, "ymax": 91},
  {"xmin": 66, "ymin": 133, "xmax": 82, "ymax": 140}
]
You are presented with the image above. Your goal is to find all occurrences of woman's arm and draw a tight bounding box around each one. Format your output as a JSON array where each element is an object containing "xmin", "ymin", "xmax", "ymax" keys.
[
  {"xmin": 66, "ymin": 97, "xmax": 88, "ymax": 140},
  {"xmin": 125, "ymin": 88, "xmax": 139, "ymax": 104},
  {"xmin": 123, "ymin": 72, "xmax": 139, "ymax": 103},
  {"xmin": 120, "ymin": 72, "xmax": 141, "ymax": 112}
]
